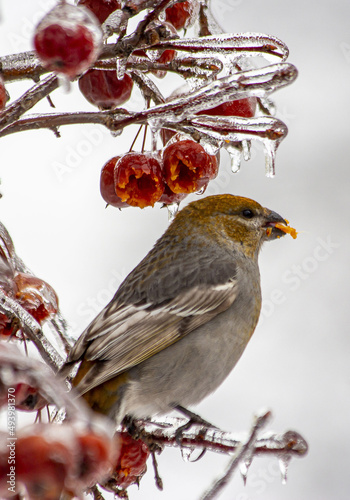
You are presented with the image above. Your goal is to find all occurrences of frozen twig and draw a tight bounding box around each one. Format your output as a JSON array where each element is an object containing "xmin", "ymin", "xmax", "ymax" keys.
[
  {"xmin": 132, "ymin": 416, "xmax": 308, "ymax": 460},
  {"xmin": 0, "ymin": 74, "xmax": 58, "ymax": 131},
  {"xmin": 0, "ymin": 63, "xmax": 297, "ymax": 138},
  {"xmin": 0, "ymin": 290, "xmax": 63, "ymax": 371},
  {"xmin": 200, "ymin": 411, "xmax": 271, "ymax": 500}
]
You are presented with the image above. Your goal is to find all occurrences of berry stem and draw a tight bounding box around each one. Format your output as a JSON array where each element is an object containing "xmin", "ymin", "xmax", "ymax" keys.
[{"xmin": 129, "ymin": 124, "xmax": 144, "ymax": 152}]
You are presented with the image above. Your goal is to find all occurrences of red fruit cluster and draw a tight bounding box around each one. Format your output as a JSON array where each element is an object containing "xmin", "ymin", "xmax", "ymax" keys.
[
  {"xmin": 100, "ymin": 140, "xmax": 218, "ymax": 209},
  {"xmin": 79, "ymin": 70, "xmax": 133, "ymax": 109},
  {"xmin": 165, "ymin": 0, "xmax": 200, "ymax": 30},
  {"xmin": 77, "ymin": 0, "xmax": 121, "ymax": 24},
  {"xmin": 106, "ymin": 431, "xmax": 150, "ymax": 490},
  {"xmin": 0, "ymin": 424, "xmax": 114, "ymax": 499},
  {"xmin": 0, "ymin": 248, "xmax": 59, "ymax": 339},
  {"xmin": 33, "ymin": 3, "xmax": 103, "ymax": 78}
]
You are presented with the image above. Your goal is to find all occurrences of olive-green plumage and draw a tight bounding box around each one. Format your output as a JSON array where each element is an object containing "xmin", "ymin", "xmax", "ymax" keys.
[{"xmin": 61, "ymin": 194, "xmax": 288, "ymax": 422}]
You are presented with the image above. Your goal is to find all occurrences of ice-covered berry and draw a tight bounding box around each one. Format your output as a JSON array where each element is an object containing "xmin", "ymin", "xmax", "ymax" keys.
[
  {"xmin": 165, "ymin": 0, "xmax": 200, "ymax": 30},
  {"xmin": 79, "ymin": 70, "xmax": 133, "ymax": 109},
  {"xmin": 114, "ymin": 153, "xmax": 164, "ymax": 208},
  {"xmin": 33, "ymin": 3, "xmax": 103, "ymax": 78},
  {"xmin": 77, "ymin": 0, "xmax": 121, "ymax": 24},
  {"xmin": 197, "ymin": 97, "xmax": 257, "ymax": 118},
  {"xmin": 162, "ymin": 140, "xmax": 218, "ymax": 194}
]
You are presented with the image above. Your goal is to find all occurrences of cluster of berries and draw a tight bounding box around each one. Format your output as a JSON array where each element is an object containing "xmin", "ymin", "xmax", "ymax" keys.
[
  {"xmin": 0, "ymin": 416, "xmax": 149, "ymax": 497},
  {"xmin": 26, "ymin": 0, "xmax": 258, "ymax": 209}
]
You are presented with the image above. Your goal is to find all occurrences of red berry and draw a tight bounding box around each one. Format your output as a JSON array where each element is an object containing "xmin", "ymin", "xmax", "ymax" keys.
[
  {"xmin": 0, "ymin": 75, "xmax": 7, "ymax": 111},
  {"xmin": 165, "ymin": 0, "xmax": 200, "ymax": 30},
  {"xmin": 79, "ymin": 70, "xmax": 133, "ymax": 109},
  {"xmin": 0, "ymin": 313, "xmax": 15, "ymax": 338},
  {"xmin": 77, "ymin": 0, "xmax": 121, "ymax": 24},
  {"xmin": 14, "ymin": 272, "xmax": 59, "ymax": 324},
  {"xmin": 110, "ymin": 432, "xmax": 150, "ymax": 489},
  {"xmin": 158, "ymin": 184, "xmax": 187, "ymax": 205},
  {"xmin": 100, "ymin": 157, "xmax": 128, "ymax": 208},
  {"xmin": 14, "ymin": 383, "xmax": 47, "ymax": 412},
  {"xmin": 162, "ymin": 140, "xmax": 218, "ymax": 194},
  {"xmin": 33, "ymin": 4, "xmax": 103, "ymax": 78},
  {"xmin": 197, "ymin": 97, "xmax": 257, "ymax": 118},
  {"xmin": 75, "ymin": 431, "xmax": 115, "ymax": 486},
  {"xmin": 133, "ymin": 49, "xmax": 176, "ymax": 78},
  {"xmin": 114, "ymin": 153, "xmax": 164, "ymax": 209},
  {"xmin": 15, "ymin": 431, "xmax": 73, "ymax": 500}
]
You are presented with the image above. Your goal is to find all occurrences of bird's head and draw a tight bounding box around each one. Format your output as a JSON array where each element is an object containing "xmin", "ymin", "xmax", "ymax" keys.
[{"xmin": 169, "ymin": 194, "xmax": 293, "ymax": 260}]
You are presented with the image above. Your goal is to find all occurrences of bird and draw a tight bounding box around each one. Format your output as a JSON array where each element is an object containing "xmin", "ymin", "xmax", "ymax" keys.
[{"xmin": 60, "ymin": 194, "xmax": 291, "ymax": 424}]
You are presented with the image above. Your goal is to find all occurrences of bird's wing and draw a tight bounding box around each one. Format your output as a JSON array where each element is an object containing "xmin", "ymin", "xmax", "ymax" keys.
[{"xmin": 71, "ymin": 278, "xmax": 238, "ymax": 395}]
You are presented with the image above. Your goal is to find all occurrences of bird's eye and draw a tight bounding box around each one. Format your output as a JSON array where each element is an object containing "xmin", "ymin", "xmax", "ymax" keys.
[{"xmin": 242, "ymin": 209, "xmax": 254, "ymax": 219}]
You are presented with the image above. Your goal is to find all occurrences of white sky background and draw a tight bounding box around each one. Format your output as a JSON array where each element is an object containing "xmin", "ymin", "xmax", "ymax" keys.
[{"xmin": 1, "ymin": 0, "xmax": 350, "ymax": 499}]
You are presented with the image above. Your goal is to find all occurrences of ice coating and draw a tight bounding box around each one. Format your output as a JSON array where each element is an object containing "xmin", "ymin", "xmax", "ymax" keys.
[
  {"xmin": 149, "ymin": 33, "xmax": 289, "ymax": 63},
  {"xmin": 145, "ymin": 63, "xmax": 298, "ymax": 124}
]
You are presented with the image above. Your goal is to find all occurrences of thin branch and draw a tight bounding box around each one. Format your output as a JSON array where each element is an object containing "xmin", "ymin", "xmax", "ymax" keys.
[
  {"xmin": 133, "ymin": 416, "xmax": 308, "ymax": 460},
  {"xmin": 0, "ymin": 74, "xmax": 58, "ymax": 131},
  {"xmin": 0, "ymin": 289, "xmax": 63, "ymax": 371}
]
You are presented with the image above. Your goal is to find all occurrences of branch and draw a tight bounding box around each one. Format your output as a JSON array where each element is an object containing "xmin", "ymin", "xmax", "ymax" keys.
[
  {"xmin": 200, "ymin": 411, "xmax": 270, "ymax": 500},
  {"xmin": 133, "ymin": 416, "xmax": 308, "ymax": 460},
  {"xmin": 0, "ymin": 289, "xmax": 63, "ymax": 371},
  {"xmin": 0, "ymin": 63, "xmax": 297, "ymax": 138},
  {"xmin": 0, "ymin": 74, "xmax": 58, "ymax": 131}
]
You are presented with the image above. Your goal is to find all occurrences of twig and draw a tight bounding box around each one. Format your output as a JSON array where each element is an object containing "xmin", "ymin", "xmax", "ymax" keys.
[
  {"xmin": 199, "ymin": 411, "xmax": 271, "ymax": 500},
  {"xmin": 0, "ymin": 63, "xmax": 297, "ymax": 138},
  {"xmin": 0, "ymin": 289, "xmax": 63, "ymax": 371},
  {"xmin": 0, "ymin": 74, "xmax": 58, "ymax": 131},
  {"xmin": 133, "ymin": 416, "xmax": 308, "ymax": 459}
]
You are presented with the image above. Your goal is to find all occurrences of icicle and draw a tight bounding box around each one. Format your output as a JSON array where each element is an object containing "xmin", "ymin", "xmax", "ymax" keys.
[
  {"xmin": 278, "ymin": 455, "xmax": 291, "ymax": 484},
  {"xmin": 196, "ymin": 185, "xmax": 207, "ymax": 195},
  {"xmin": 239, "ymin": 457, "xmax": 253, "ymax": 486},
  {"xmin": 57, "ymin": 74, "xmax": 71, "ymax": 93},
  {"xmin": 110, "ymin": 129, "xmax": 123, "ymax": 138},
  {"xmin": 263, "ymin": 138, "xmax": 278, "ymax": 177},
  {"xmin": 224, "ymin": 143, "xmax": 242, "ymax": 173},
  {"xmin": 181, "ymin": 446, "xmax": 196, "ymax": 462},
  {"xmin": 167, "ymin": 202, "xmax": 179, "ymax": 222},
  {"xmin": 242, "ymin": 140, "xmax": 251, "ymax": 161}
]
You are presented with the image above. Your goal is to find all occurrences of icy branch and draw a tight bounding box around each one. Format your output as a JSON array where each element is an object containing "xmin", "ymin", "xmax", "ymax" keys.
[{"xmin": 0, "ymin": 289, "xmax": 63, "ymax": 371}]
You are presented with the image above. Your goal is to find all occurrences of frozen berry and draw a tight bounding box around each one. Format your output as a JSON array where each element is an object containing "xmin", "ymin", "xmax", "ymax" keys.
[
  {"xmin": 0, "ymin": 75, "xmax": 7, "ymax": 111},
  {"xmin": 162, "ymin": 140, "xmax": 218, "ymax": 194},
  {"xmin": 79, "ymin": 70, "xmax": 133, "ymax": 109},
  {"xmin": 197, "ymin": 97, "xmax": 257, "ymax": 118},
  {"xmin": 100, "ymin": 157, "xmax": 128, "ymax": 208},
  {"xmin": 114, "ymin": 153, "xmax": 164, "ymax": 208},
  {"xmin": 158, "ymin": 184, "xmax": 187, "ymax": 205},
  {"xmin": 109, "ymin": 432, "xmax": 150, "ymax": 490},
  {"xmin": 77, "ymin": 0, "xmax": 121, "ymax": 24},
  {"xmin": 0, "ymin": 313, "xmax": 16, "ymax": 339},
  {"xmin": 14, "ymin": 383, "xmax": 47, "ymax": 412},
  {"xmin": 15, "ymin": 429, "xmax": 73, "ymax": 500},
  {"xmin": 14, "ymin": 273, "xmax": 59, "ymax": 324},
  {"xmin": 165, "ymin": 0, "xmax": 200, "ymax": 30},
  {"xmin": 33, "ymin": 3, "xmax": 103, "ymax": 78},
  {"xmin": 75, "ymin": 430, "xmax": 115, "ymax": 486}
]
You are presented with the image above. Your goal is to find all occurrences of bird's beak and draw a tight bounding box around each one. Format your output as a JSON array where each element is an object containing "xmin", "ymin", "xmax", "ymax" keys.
[{"xmin": 263, "ymin": 209, "xmax": 289, "ymax": 240}]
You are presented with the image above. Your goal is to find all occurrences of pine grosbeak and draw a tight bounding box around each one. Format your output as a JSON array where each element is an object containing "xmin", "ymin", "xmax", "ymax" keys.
[{"xmin": 62, "ymin": 194, "xmax": 291, "ymax": 423}]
